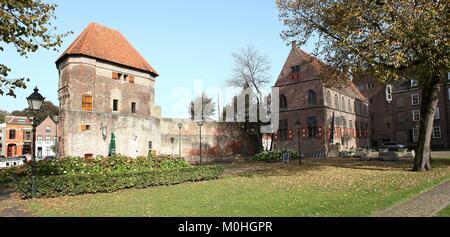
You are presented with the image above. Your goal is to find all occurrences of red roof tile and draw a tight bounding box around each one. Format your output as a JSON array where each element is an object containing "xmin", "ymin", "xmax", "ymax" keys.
[{"xmin": 56, "ymin": 23, "xmax": 159, "ymax": 76}]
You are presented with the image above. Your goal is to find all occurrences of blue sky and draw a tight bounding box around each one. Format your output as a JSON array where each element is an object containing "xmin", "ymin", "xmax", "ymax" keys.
[{"xmin": 0, "ymin": 0, "xmax": 315, "ymax": 118}]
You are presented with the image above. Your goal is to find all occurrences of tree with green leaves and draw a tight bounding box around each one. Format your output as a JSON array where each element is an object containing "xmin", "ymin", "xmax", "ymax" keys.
[
  {"xmin": 10, "ymin": 100, "xmax": 58, "ymax": 124},
  {"xmin": 0, "ymin": 0, "xmax": 71, "ymax": 97},
  {"xmin": 276, "ymin": 0, "xmax": 449, "ymax": 171},
  {"xmin": 0, "ymin": 110, "xmax": 8, "ymax": 123}
]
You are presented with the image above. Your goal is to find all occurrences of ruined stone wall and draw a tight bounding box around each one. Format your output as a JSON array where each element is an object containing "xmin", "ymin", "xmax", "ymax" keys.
[{"xmin": 160, "ymin": 118, "xmax": 257, "ymax": 159}]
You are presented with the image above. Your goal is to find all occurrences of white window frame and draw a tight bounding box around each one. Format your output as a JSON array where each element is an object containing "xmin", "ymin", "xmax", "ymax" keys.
[
  {"xmin": 412, "ymin": 110, "xmax": 421, "ymax": 122},
  {"xmin": 412, "ymin": 128, "xmax": 419, "ymax": 143},
  {"xmin": 385, "ymin": 85, "xmax": 393, "ymax": 103},
  {"xmin": 411, "ymin": 94, "xmax": 420, "ymax": 106},
  {"xmin": 433, "ymin": 127, "xmax": 442, "ymax": 139},
  {"xmin": 434, "ymin": 107, "xmax": 440, "ymax": 120},
  {"xmin": 411, "ymin": 80, "xmax": 418, "ymax": 87}
]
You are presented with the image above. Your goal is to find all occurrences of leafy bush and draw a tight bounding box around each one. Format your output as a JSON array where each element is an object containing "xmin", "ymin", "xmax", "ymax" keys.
[
  {"xmin": 0, "ymin": 154, "xmax": 190, "ymax": 179},
  {"xmin": 253, "ymin": 150, "xmax": 299, "ymax": 161},
  {"xmin": 16, "ymin": 166, "xmax": 223, "ymax": 199}
]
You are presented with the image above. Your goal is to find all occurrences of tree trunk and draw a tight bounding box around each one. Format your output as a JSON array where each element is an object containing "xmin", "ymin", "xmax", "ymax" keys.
[{"xmin": 413, "ymin": 78, "xmax": 441, "ymax": 172}]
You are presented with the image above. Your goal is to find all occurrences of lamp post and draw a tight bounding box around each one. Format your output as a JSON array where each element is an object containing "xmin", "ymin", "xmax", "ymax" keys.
[
  {"xmin": 170, "ymin": 137, "xmax": 175, "ymax": 157},
  {"xmin": 197, "ymin": 121, "xmax": 204, "ymax": 165},
  {"xmin": 26, "ymin": 87, "xmax": 45, "ymax": 197},
  {"xmin": 178, "ymin": 123, "xmax": 182, "ymax": 157},
  {"xmin": 53, "ymin": 116, "xmax": 59, "ymax": 159},
  {"xmin": 295, "ymin": 119, "xmax": 302, "ymax": 165}
]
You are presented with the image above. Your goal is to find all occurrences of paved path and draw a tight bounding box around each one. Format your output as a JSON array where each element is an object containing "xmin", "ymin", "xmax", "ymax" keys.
[
  {"xmin": 374, "ymin": 180, "xmax": 450, "ymax": 217},
  {"xmin": 0, "ymin": 188, "xmax": 32, "ymax": 217}
]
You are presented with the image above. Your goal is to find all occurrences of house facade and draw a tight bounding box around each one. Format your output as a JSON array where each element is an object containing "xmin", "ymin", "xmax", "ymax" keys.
[
  {"xmin": 354, "ymin": 76, "xmax": 450, "ymax": 148},
  {"xmin": 4, "ymin": 116, "xmax": 32, "ymax": 158},
  {"xmin": 273, "ymin": 42, "xmax": 370, "ymax": 157},
  {"xmin": 0, "ymin": 123, "xmax": 5, "ymax": 156},
  {"xmin": 56, "ymin": 23, "xmax": 161, "ymax": 158},
  {"xmin": 35, "ymin": 116, "xmax": 58, "ymax": 159}
]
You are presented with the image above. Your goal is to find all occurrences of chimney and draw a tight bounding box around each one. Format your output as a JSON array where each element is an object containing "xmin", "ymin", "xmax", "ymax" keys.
[{"xmin": 292, "ymin": 41, "xmax": 297, "ymax": 49}]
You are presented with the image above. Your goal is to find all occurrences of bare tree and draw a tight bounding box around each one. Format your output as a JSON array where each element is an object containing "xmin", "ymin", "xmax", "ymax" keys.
[
  {"xmin": 189, "ymin": 92, "xmax": 216, "ymax": 121},
  {"xmin": 226, "ymin": 45, "xmax": 272, "ymax": 153}
]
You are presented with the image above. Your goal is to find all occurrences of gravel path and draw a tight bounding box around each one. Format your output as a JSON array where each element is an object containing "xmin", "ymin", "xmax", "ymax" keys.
[
  {"xmin": 374, "ymin": 180, "xmax": 450, "ymax": 217},
  {"xmin": 0, "ymin": 188, "xmax": 32, "ymax": 217}
]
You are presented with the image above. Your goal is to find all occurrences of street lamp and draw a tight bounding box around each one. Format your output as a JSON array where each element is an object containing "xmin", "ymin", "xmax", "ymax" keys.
[
  {"xmin": 178, "ymin": 123, "xmax": 183, "ymax": 157},
  {"xmin": 53, "ymin": 116, "xmax": 59, "ymax": 159},
  {"xmin": 295, "ymin": 119, "xmax": 302, "ymax": 165},
  {"xmin": 197, "ymin": 121, "xmax": 204, "ymax": 165},
  {"xmin": 170, "ymin": 137, "xmax": 175, "ymax": 157},
  {"xmin": 26, "ymin": 87, "xmax": 45, "ymax": 198}
]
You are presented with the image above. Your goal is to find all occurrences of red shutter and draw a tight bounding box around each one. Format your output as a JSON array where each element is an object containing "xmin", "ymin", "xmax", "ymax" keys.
[{"xmin": 112, "ymin": 72, "xmax": 119, "ymax": 80}]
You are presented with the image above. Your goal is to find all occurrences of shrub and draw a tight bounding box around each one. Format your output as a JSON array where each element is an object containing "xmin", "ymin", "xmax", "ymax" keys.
[
  {"xmin": 0, "ymin": 154, "xmax": 190, "ymax": 179},
  {"xmin": 253, "ymin": 149, "xmax": 299, "ymax": 161},
  {"xmin": 16, "ymin": 166, "xmax": 223, "ymax": 199}
]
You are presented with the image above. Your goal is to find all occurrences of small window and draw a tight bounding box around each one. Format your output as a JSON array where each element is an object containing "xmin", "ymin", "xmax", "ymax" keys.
[
  {"xmin": 45, "ymin": 126, "xmax": 51, "ymax": 134},
  {"xmin": 307, "ymin": 90, "xmax": 317, "ymax": 106},
  {"xmin": 129, "ymin": 75, "xmax": 135, "ymax": 83},
  {"xmin": 334, "ymin": 94, "xmax": 339, "ymax": 109},
  {"xmin": 280, "ymin": 94, "xmax": 288, "ymax": 110},
  {"xmin": 385, "ymin": 85, "xmax": 393, "ymax": 103},
  {"xmin": 81, "ymin": 125, "xmax": 91, "ymax": 131},
  {"xmin": 411, "ymin": 94, "xmax": 420, "ymax": 106},
  {"xmin": 326, "ymin": 91, "xmax": 332, "ymax": 106},
  {"xmin": 37, "ymin": 135, "xmax": 43, "ymax": 143},
  {"xmin": 435, "ymin": 107, "xmax": 440, "ymax": 120},
  {"xmin": 9, "ymin": 129, "xmax": 16, "ymax": 140},
  {"xmin": 131, "ymin": 102, "xmax": 137, "ymax": 114},
  {"xmin": 433, "ymin": 127, "xmax": 442, "ymax": 139},
  {"xmin": 46, "ymin": 136, "xmax": 51, "ymax": 143},
  {"xmin": 148, "ymin": 141, "xmax": 153, "ymax": 150},
  {"xmin": 411, "ymin": 80, "xmax": 418, "ymax": 87},
  {"xmin": 82, "ymin": 95, "xmax": 93, "ymax": 111},
  {"xmin": 279, "ymin": 119, "xmax": 289, "ymax": 141},
  {"xmin": 112, "ymin": 72, "xmax": 120, "ymax": 80},
  {"xmin": 291, "ymin": 65, "xmax": 300, "ymax": 73},
  {"xmin": 123, "ymin": 74, "xmax": 129, "ymax": 81},
  {"xmin": 412, "ymin": 110, "xmax": 421, "ymax": 122},
  {"xmin": 113, "ymin": 99, "xmax": 119, "ymax": 112}
]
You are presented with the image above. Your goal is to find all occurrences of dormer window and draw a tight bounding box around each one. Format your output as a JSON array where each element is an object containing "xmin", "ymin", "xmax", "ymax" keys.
[{"xmin": 411, "ymin": 80, "xmax": 418, "ymax": 87}]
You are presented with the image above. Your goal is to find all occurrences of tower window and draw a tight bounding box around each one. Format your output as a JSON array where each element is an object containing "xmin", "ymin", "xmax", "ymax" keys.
[
  {"xmin": 82, "ymin": 95, "xmax": 93, "ymax": 111},
  {"xmin": 113, "ymin": 99, "xmax": 119, "ymax": 112},
  {"xmin": 131, "ymin": 102, "xmax": 137, "ymax": 114}
]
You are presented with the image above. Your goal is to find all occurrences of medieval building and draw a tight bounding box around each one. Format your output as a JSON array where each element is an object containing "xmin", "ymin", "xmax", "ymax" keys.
[
  {"xmin": 273, "ymin": 42, "xmax": 370, "ymax": 157},
  {"xmin": 56, "ymin": 23, "xmax": 161, "ymax": 158}
]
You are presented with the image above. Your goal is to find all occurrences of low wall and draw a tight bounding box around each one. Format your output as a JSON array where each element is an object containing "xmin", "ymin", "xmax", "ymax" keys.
[{"xmin": 160, "ymin": 118, "xmax": 258, "ymax": 158}]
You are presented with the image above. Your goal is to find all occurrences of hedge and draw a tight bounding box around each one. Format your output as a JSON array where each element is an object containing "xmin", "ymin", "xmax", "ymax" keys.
[
  {"xmin": 1, "ymin": 154, "xmax": 190, "ymax": 179},
  {"xmin": 253, "ymin": 150, "xmax": 299, "ymax": 161},
  {"xmin": 17, "ymin": 166, "xmax": 223, "ymax": 199}
]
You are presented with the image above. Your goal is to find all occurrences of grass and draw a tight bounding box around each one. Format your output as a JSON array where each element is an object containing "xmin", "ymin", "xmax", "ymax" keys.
[
  {"xmin": 19, "ymin": 157, "xmax": 450, "ymax": 217},
  {"xmin": 437, "ymin": 205, "xmax": 450, "ymax": 217}
]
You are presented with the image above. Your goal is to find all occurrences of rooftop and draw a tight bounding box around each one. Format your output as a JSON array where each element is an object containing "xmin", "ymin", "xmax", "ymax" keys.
[{"xmin": 56, "ymin": 22, "xmax": 159, "ymax": 76}]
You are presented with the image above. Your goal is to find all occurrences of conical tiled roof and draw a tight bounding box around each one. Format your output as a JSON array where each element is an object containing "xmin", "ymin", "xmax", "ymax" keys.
[{"xmin": 56, "ymin": 23, "xmax": 158, "ymax": 76}]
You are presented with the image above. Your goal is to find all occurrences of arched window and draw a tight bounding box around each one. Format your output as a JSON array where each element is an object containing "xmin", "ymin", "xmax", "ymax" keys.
[
  {"xmin": 280, "ymin": 94, "xmax": 288, "ymax": 110},
  {"xmin": 307, "ymin": 90, "xmax": 317, "ymax": 106},
  {"xmin": 348, "ymin": 99, "xmax": 352, "ymax": 113},
  {"xmin": 341, "ymin": 96, "xmax": 346, "ymax": 111},
  {"xmin": 326, "ymin": 91, "xmax": 331, "ymax": 106},
  {"xmin": 334, "ymin": 94, "xmax": 339, "ymax": 109}
]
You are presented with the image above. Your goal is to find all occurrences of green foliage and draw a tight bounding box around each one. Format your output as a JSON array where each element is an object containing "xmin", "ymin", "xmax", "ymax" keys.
[
  {"xmin": 0, "ymin": 154, "xmax": 191, "ymax": 179},
  {"xmin": 10, "ymin": 101, "xmax": 59, "ymax": 124},
  {"xmin": 253, "ymin": 149, "xmax": 299, "ymax": 161},
  {"xmin": 16, "ymin": 166, "xmax": 224, "ymax": 199},
  {"xmin": 1, "ymin": 0, "xmax": 72, "ymax": 97},
  {"xmin": 0, "ymin": 109, "xmax": 7, "ymax": 123}
]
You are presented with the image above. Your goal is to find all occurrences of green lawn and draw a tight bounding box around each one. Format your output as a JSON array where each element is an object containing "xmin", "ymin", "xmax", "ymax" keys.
[
  {"xmin": 437, "ymin": 205, "xmax": 450, "ymax": 217},
  {"xmin": 23, "ymin": 158, "xmax": 450, "ymax": 217}
]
